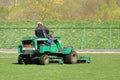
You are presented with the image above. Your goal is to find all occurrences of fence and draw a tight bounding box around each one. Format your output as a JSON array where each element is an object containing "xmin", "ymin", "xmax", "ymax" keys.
[{"xmin": 0, "ymin": 26, "xmax": 119, "ymax": 49}]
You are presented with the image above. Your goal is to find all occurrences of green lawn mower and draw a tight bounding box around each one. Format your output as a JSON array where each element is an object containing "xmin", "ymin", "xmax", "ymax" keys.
[{"xmin": 18, "ymin": 31, "xmax": 90, "ymax": 65}]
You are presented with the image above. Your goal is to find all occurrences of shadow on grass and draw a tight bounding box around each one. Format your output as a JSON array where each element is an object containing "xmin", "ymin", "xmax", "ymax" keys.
[
  {"xmin": 12, "ymin": 62, "xmax": 41, "ymax": 65},
  {"xmin": 12, "ymin": 62, "xmax": 64, "ymax": 65}
]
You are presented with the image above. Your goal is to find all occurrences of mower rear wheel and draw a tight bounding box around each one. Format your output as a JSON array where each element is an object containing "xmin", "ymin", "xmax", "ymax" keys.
[
  {"xmin": 39, "ymin": 54, "xmax": 49, "ymax": 65},
  {"xmin": 64, "ymin": 51, "xmax": 78, "ymax": 64}
]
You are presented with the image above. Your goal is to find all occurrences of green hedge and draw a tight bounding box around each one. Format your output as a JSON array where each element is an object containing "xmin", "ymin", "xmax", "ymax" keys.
[{"xmin": 0, "ymin": 20, "xmax": 119, "ymax": 49}]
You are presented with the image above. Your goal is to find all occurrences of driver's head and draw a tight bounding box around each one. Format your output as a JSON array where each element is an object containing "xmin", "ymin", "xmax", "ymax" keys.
[{"xmin": 38, "ymin": 21, "xmax": 43, "ymax": 26}]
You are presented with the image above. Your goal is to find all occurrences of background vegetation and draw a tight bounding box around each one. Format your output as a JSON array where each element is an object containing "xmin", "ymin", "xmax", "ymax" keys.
[
  {"xmin": 0, "ymin": 0, "xmax": 119, "ymax": 49},
  {"xmin": 0, "ymin": 0, "xmax": 120, "ymax": 21}
]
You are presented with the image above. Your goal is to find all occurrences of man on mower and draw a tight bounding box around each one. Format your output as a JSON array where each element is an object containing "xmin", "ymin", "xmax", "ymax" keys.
[{"xmin": 35, "ymin": 21, "xmax": 49, "ymax": 38}]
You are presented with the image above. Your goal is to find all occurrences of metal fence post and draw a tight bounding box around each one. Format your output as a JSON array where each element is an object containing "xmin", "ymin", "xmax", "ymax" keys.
[
  {"xmin": 81, "ymin": 26, "xmax": 86, "ymax": 49},
  {"xmin": 10, "ymin": 28, "xmax": 13, "ymax": 48},
  {"xmin": 110, "ymin": 26, "xmax": 112, "ymax": 49}
]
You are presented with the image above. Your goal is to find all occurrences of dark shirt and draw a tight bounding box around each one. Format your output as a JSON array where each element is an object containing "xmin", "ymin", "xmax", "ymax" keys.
[{"xmin": 35, "ymin": 25, "xmax": 49, "ymax": 38}]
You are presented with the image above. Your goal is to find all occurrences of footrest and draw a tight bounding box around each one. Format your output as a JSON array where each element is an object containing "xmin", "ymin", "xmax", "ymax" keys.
[
  {"xmin": 49, "ymin": 56, "xmax": 64, "ymax": 64},
  {"xmin": 77, "ymin": 56, "xmax": 91, "ymax": 64}
]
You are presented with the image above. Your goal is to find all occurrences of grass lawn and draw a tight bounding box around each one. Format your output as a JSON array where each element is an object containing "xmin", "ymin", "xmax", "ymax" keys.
[{"xmin": 0, "ymin": 53, "xmax": 120, "ymax": 80}]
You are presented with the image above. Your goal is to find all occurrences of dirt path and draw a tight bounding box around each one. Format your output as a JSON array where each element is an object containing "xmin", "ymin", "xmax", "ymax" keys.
[
  {"xmin": 0, "ymin": 49, "xmax": 120, "ymax": 54},
  {"xmin": 0, "ymin": 49, "xmax": 17, "ymax": 53},
  {"xmin": 75, "ymin": 49, "xmax": 120, "ymax": 54}
]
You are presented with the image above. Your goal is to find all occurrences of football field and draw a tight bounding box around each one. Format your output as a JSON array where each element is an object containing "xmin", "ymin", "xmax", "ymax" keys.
[{"xmin": 0, "ymin": 53, "xmax": 120, "ymax": 80}]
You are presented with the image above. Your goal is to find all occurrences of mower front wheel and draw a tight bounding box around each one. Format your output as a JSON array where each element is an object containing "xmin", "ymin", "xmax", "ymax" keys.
[{"xmin": 18, "ymin": 55, "xmax": 25, "ymax": 64}]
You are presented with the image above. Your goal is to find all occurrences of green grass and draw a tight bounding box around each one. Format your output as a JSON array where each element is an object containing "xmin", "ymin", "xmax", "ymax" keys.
[
  {"xmin": 0, "ymin": 20, "xmax": 120, "ymax": 28},
  {"xmin": 0, "ymin": 53, "xmax": 120, "ymax": 80},
  {"xmin": 0, "ymin": 20, "xmax": 120, "ymax": 49}
]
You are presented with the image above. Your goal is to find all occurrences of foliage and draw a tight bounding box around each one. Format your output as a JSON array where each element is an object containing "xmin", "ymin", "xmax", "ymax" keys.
[
  {"xmin": 0, "ymin": 0, "xmax": 120, "ymax": 20},
  {"xmin": 7, "ymin": 0, "xmax": 64, "ymax": 20},
  {"xmin": 0, "ymin": 6, "xmax": 8, "ymax": 20},
  {"xmin": 97, "ymin": 0, "xmax": 120, "ymax": 19}
]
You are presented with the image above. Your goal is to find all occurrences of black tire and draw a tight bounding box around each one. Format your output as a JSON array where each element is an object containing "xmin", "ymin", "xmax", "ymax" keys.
[
  {"xmin": 18, "ymin": 55, "xmax": 24, "ymax": 64},
  {"xmin": 39, "ymin": 54, "xmax": 49, "ymax": 65},
  {"xmin": 18, "ymin": 55, "xmax": 30, "ymax": 64},
  {"xmin": 64, "ymin": 51, "xmax": 78, "ymax": 64}
]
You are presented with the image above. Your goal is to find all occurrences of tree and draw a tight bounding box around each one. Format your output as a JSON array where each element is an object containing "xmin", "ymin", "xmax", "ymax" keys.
[
  {"xmin": 1, "ymin": 0, "xmax": 120, "ymax": 20},
  {"xmin": 7, "ymin": 0, "xmax": 64, "ymax": 20},
  {"xmin": 97, "ymin": 0, "xmax": 120, "ymax": 19},
  {"xmin": 0, "ymin": 6, "xmax": 8, "ymax": 20}
]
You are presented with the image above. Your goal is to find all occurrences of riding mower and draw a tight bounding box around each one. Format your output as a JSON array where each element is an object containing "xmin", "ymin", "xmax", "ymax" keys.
[{"xmin": 18, "ymin": 31, "xmax": 90, "ymax": 65}]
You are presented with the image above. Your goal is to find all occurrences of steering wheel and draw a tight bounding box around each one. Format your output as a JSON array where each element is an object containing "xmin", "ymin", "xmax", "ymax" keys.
[{"xmin": 49, "ymin": 31, "xmax": 54, "ymax": 37}]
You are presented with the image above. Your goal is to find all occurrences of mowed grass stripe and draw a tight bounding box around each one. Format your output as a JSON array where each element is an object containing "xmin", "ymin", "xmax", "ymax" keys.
[{"xmin": 0, "ymin": 53, "xmax": 120, "ymax": 80}]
